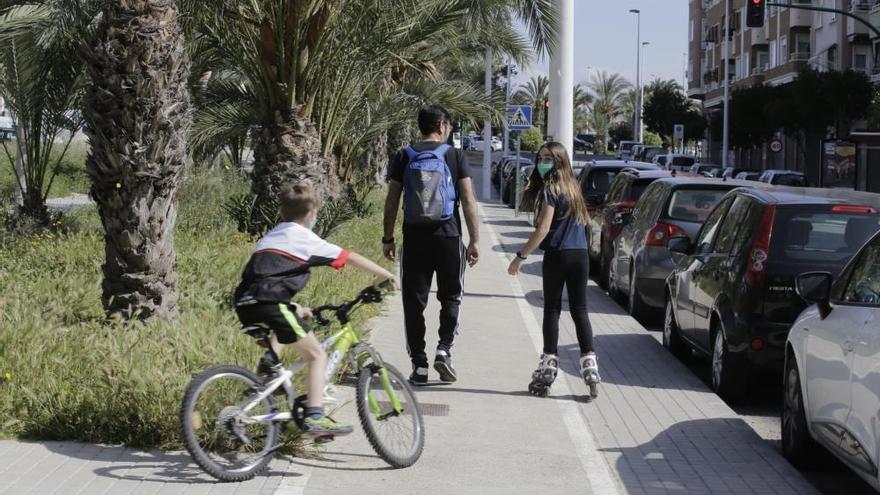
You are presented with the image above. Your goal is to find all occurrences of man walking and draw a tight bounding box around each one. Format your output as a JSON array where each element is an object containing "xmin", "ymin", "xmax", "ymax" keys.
[{"xmin": 383, "ymin": 106, "xmax": 480, "ymax": 385}]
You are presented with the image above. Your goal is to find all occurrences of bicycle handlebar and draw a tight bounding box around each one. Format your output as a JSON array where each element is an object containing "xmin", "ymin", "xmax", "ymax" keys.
[{"xmin": 312, "ymin": 285, "xmax": 396, "ymax": 326}]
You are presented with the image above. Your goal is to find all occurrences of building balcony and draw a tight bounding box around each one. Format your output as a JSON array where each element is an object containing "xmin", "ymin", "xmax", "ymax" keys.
[
  {"xmin": 790, "ymin": 51, "xmax": 812, "ymax": 62},
  {"xmin": 687, "ymin": 85, "xmax": 706, "ymax": 100},
  {"xmin": 764, "ymin": 59, "xmax": 810, "ymax": 86},
  {"xmin": 789, "ymin": 7, "xmax": 813, "ymax": 27},
  {"xmin": 751, "ymin": 28, "xmax": 769, "ymax": 45},
  {"xmin": 870, "ymin": 2, "xmax": 880, "ymax": 38},
  {"xmin": 849, "ymin": 2, "xmax": 872, "ymax": 40}
]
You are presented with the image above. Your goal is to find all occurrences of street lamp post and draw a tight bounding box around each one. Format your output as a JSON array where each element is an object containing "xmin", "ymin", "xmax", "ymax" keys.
[
  {"xmin": 641, "ymin": 41, "xmax": 650, "ymax": 142},
  {"xmin": 630, "ymin": 9, "xmax": 641, "ymax": 143}
]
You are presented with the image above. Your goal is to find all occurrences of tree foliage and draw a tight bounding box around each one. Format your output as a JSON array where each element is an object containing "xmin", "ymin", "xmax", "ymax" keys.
[{"xmin": 643, "ymin": 83, "xmax": 704, "ymax": 145}]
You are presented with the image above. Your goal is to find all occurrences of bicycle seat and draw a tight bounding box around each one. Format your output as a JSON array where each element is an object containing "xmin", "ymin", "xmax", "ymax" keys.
[{"xmin": 241, "ymin": 325, "xmax": 271, "ymax": 341}]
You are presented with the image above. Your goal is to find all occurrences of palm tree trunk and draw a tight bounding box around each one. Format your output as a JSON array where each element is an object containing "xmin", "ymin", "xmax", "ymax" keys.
[
  {"xmin": 386, "ymin": 123, "xmax": 410, "ymax": 167},
  {"xmin": 251, "ymin": 108, "xmax": 339, "ymax": 219},
  {"xmin": 83, "ymin": 0, "xmax": 192, "ymax": 321}
]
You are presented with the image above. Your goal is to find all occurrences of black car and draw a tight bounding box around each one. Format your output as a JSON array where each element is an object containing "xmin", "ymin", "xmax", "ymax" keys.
[
  {"xmin": 664, "ymin": 187, "xmax": 880, "ymax": 402},
  {"xmin": 573, "ymin": 137, "xmax": 594, "ymax": 153},
  {"xmin": 609, "ymin": 178, "xmax": 761, "ymax": 320},
  {"xmin": 579, "ymin": 160, "xmax": 659, "ymax": 215}
]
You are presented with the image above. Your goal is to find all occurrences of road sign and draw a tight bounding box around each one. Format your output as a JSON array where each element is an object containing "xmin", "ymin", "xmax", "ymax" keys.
[
  {"xmin": 673, "ymin": 124, "xmax": 684, "ymax": 141},
  {"xmin": 770, "ymin": 139, "xmax": 783, "ymax": 153},
  {"xmin": 507, "ymin": 105, "xmax": 532, "ymax": 131}
]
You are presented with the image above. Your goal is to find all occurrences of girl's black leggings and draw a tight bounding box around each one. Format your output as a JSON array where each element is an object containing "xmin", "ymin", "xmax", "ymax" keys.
[{"xmin": 541, "ymin": 249, "xmax": 594, "ymax": 355}]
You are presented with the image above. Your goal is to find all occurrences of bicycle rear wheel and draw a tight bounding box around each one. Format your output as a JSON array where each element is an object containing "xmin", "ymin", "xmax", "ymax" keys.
[
  {"xmin": 356, "ymin": 363, "xmax": 425, "ymax": 468},
  {"xmin": 179, "ymin": 365, "xmax": 281, "ymax": 482}
]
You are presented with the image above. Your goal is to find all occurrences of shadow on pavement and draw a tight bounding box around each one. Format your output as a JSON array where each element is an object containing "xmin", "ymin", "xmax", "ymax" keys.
[
  {"xmin": 42, "ymin": 442, "xmax": 294, "ymax": 484},
  {"xmin": 599, "ymin": 418, "xmax": 812, "ymax": 494},
  {"xmin": 497, "ymin": 230, "xmax": 534, "ymax": 240},
  {"xmin": 555, "ymin": 336, "xmax": 708, "ymax": 392},
  {"xmin": 484, "ymin": 219, "xmax": 531, "ymax": 227},
  {"xmin": 413, "ymin": 385, "xmax": 588, "ymax": 403}
]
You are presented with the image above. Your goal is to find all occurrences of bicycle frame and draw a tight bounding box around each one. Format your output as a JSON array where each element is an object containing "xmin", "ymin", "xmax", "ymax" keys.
[{"xmin": 243, "ymin": 321, "xmax": 404, "ymax": 424}]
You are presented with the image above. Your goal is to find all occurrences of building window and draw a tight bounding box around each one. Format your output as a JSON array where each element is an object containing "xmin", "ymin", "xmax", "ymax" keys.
[
  {"xmin": 780, "ymin": 36, "xmax": 788, "ymax": 63},
  {"xmin": 770, "ymin": 40, "xmax": 778, "ymax": 67},
  {"xmin": 794, "ymin": 32, "xmax": 810, "ymax": 60},
  {"xmin": 828, "ymin": 45, "xmax": 837, "ymax": 71}
]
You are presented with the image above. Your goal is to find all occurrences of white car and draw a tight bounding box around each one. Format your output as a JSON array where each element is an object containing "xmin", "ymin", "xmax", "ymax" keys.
[
  {"xmin": 452, "ymin": 132, "xmax": 462, "ymax": 149},
  {"xmin": 0, "ymin": 109, "xmax": 13, "ymax": 140},
  {"xmin": 785, "ymin": 229, "xmax": 880, "ymax": 491},
  {"xmin": 616, "ymin": 140, "xmax": 640, "ymax": 160},
  {"xmin": 491, "ymin": 136, "xmax": 503, "ymax": 152},
  {"xmin": 655, "ymin": 154, "xmax": 696, "ymax": 173}
]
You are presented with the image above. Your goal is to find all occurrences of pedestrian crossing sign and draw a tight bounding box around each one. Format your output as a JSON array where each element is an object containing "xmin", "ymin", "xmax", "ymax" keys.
[{"xmin": 507, "ymin": 105, "xmax": 532, "ymax": 131}]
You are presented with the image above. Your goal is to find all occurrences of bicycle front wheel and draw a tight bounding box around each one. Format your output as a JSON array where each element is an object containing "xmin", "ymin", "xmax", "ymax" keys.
[
  {"xmin": 179, "ymin": 365, "xmax": 281, "ymax": 482},
  {"xmin": 356, "ymin": 363, "xmax": 425, "ymax": 468}
]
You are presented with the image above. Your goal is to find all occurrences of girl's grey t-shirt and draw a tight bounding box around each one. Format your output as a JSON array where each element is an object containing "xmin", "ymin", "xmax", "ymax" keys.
[{"xmin": 540, "ymin": 192, "xmax": 588, "ymax": 252}]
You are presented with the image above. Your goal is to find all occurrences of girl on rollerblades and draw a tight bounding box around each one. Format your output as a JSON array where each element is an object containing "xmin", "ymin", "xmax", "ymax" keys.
[{"xmin": 507, "ymin": 142, "xmax": 600, "ymax": 398}]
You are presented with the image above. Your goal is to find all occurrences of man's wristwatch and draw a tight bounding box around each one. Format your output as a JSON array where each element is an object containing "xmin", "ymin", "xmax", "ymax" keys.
[
  {"xmin": 382, "ymin": 237, "xmax": 395, "ymax": 245},
  {"xmin": 515, "ymin": 251, "xmax": 528, "ymax": 260}
]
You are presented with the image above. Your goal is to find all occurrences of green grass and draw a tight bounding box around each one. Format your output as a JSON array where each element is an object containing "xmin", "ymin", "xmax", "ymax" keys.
[
  {"xmin": 0, "ymin": 167, "xmax": 393, "ymax": 449},
  {"xmin": 0, "ymin": 140, "xmax": 91, "ymax": 201}
]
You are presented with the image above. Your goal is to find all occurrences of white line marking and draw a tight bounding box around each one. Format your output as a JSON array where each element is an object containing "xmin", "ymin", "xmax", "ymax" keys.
[{"xmin": 480, "ymin": 203, "xmax": 623, "ymax": 495}]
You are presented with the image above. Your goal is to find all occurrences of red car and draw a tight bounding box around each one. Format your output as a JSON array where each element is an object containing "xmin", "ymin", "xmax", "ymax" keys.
[{"xmin": 589, "ymin": 169, "xmax": 675, "ymax": 289}]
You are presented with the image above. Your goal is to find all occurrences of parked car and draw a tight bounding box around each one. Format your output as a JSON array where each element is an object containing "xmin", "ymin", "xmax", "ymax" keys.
[
  {"xmin": 452, "ymin": 132, "xmax": 462, "ymax": 149},
  {"xmin": 590, "ymin": 169, "xmax": 674, "ymax": 289},
  {"xmin": 652, "ymin": 154, "xmax": 668, "ymax": 168},
  {"xmin": 617, "ymin": 141, "xmax": 641, "ymax": 160},
  {"xmin": 609, "ymin": 178, "xmax": 759, "ymax": 320},
  {"xmin": 0, "ymin": 109, "xmax": 13, "ymax": 140},
  {"xmin": 504, "ymin": 165, "xmax": 534, "ymax": 206},
  {"xmin": 664, "ymin": 187, "xmax": 880, "ymax": 402},
  {"xmin": 735, "ymin": 171, "xmax": 763, "ymax": 181},
  {"xmin": 577, "ymin": 134, "xmax": 596, "ymax": 146},
  {"xmin": 721, "ymin": 167, "xmax": 752, "ymax": 180},
  {"xmin": 491, "ymin": 136, "xmax": 504, "ymax": 152},
  {"xmin": 573, "ymin": 137, "xmax": 593, "ymax": 153},
  {"xmin": 783, "ymin": 230, "xmax": 880, "ymax": 490},
  {"xmin": 636, "ymin": 146, "xmax": 665, "ymax": 162},
  {"xmin": 657, "ymin": 154, "xmax": 697, "ymax": 173},
  {"xmin": 492, "ymin": 155, "xmax": 517, "ymax": 185},
  {"xmin": 759, "ymin": 169, "xmax": 808, "ymax": 187},
  {"xmin": 578, "ymin": 160, "xmax": 660, "ymax": 216},
  {"xmin": 689, "ymin": 163, "xmax": 723, "ymax": 177}
]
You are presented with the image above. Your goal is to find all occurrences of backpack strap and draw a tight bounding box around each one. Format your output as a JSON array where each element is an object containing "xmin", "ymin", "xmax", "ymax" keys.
[{"xmin": 403, "ymin": 145, "xmax": 418, "ymax": 161}]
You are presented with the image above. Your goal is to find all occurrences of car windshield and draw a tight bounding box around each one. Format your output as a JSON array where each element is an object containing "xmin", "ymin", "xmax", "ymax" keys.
[
  {"xmin": 772, "ymin": 208, "xmax": 880, "ymax": 264},
  {"xmin": 665, "ymin": 189, "xmax": 730, "ymax": 222},
  {"xmin": 626, "ymin": 180, "xmax": 653, "ymax": 201},
  {"xmin": 583, "ymin": 170, "xmax": 619, "ymax": 195},
  {"xmin": 671, "ymin": 156, "xmax": 695, "ymax": 167},
  {"xmin": 621, "ymin": 143, "xmax": 634, "ymax": 152},
  {"xmin": 773, "ymin": 174, "xmax": 807, "ymax": 186}
]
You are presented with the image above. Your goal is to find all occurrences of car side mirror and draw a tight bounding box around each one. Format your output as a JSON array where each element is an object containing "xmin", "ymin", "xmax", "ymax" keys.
[
  {"xmin": 796, "ymin": 272, "xmax": 833, "ymax": 319},
  {"xmin": 667, "ymin": 236, "xmax": 692, "ymax": 255}
]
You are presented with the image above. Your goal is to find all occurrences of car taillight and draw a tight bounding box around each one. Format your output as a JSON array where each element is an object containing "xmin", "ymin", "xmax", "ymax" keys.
[
  {"xmin": 831, "ymin": 205, "xmax": 877, "ymax": 214},
  {"xmin": 746, "ymin": 204, "xmax": 776, "ymax": 288},
  {"xmin": 646, "ymin": 222, "xmax": 688, "ymax": 247}
]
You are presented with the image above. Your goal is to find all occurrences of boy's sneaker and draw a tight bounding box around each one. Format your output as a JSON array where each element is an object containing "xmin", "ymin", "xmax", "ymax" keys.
[
  {"xmin": 433, "ymin": 349, "xmax": 457, "ymax": 383},
  {"xmin": 408, "ymin": 366, "xmax": 429, "ymax": 386},
  {"xmin": 302, "ymin": 416, "xmax": 353, "ymax": 436}
]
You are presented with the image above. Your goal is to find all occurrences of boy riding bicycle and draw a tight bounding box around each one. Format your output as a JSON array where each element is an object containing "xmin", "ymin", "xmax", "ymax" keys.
[{"xmin": 233, "ymin": 183, "xmax": 397, "ymax": 436}]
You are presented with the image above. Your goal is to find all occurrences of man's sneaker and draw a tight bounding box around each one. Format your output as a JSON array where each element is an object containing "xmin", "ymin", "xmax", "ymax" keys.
[
  {"xmin": 409, "ymin": 366, "xmax": 429, "ymax": 386},
  {"xmin": 302, "ymin": 416, "xmax": 353, "ymax": 436},
  {"xmin": 433, "ymin": 349, "xmax": 457, "ymax": 383}
]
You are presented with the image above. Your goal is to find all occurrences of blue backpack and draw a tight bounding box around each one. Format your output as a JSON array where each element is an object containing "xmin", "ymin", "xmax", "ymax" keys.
[{"xmin": 402, "ymin": 144, "xmax": 456, "ymax": 225}]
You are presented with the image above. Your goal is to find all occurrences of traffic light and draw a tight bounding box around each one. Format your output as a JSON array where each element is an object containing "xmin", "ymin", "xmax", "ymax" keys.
[{"xmin": 746, "ymin": 0, "xmax": 765, "ymax": 28}]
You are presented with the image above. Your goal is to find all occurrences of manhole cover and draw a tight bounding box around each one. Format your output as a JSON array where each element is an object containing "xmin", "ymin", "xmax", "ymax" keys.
[{"xmin": 377, "ymin": 401, "xmax": 449, "ymax": 416}]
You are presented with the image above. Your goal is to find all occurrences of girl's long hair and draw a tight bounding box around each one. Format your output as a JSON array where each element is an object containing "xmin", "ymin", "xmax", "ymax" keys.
[{"xmin": 522, "ymin": 142, "xmax": 590, "ymax": 226}]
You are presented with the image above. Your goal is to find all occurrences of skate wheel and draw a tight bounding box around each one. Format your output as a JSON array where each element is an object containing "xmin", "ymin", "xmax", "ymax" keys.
[
  {"xmin": 312, "ymin": 434, "xmax": 335, "ymax": 444},
  {"xmin": 589, "ymin": 383, "xmax": 599, "ymax": 398}
]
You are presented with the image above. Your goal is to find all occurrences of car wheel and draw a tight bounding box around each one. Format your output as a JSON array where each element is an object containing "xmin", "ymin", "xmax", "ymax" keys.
[
  {"xmin": 663, "ymin": 297, "xmax": 687, "ymax": 358},
  {"xmin": 628, "ymin": 267, "xmax": 647, "ymax": 321},
  {"xmin": 711, "ymin": 327, "xmax": 747, "ymax": 403},
  {"xmin": 782, "ymin": 355, "xmax": 819, "ymax": 468}
]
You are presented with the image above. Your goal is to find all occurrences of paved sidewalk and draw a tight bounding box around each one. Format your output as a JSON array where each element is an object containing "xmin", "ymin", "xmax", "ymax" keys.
[{"xmin": 0, "ymin": 199, "xmax": 820, "ymax": 495}]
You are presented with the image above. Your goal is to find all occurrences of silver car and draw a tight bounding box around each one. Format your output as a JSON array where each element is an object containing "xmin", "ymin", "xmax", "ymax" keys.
[
  {"xmin": 609, "ymin": 178, "xmax": 757, "ymax": 320},
  {"xmin": 785, "ymin": 229, "xmax": 880, "ymax": 490}
]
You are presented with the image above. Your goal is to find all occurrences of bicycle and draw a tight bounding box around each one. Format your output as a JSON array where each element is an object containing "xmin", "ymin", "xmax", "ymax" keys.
[{"xmin": 179, "ymin": 285, "xmax": 425, "ymax": 482}]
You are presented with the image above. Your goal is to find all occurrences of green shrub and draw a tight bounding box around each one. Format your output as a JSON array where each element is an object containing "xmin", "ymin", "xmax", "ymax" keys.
[
  {"xmin": 519, "ymin": 126, "xmax": 544, "ymax": 152},
  {"xmin": 0, "ymin": 168, "xmax": 394, "ymax": 450}
]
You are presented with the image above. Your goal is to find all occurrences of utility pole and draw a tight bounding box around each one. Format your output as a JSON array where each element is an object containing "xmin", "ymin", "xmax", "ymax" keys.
[
  {"xmin": 504, "ymin": 59, "xmax": 512, "ymax": 156},
  {"xmin": 630, "ymin": 9, "xmax": 642, "ymax": 143},
  {"xmin": 722, "ymin": 0, "xmax": 730, "ymax": 169},
  {"xmin": 482, "ymin": 48, "xmax": 492, "ymax": 200}
]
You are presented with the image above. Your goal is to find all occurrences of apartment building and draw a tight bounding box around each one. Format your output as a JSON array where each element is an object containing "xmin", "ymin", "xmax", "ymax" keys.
[
  {"xmin": 687, "ymin": 0, "xmax": 880, "ymax": 187},
  {"xmin": 689, "ymin": 0, "xmax": 875, "ymax": 110}
]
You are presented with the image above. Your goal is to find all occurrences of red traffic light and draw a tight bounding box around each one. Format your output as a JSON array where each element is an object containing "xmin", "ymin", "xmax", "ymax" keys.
[{"xmin": 746, "ymin": 0, "xmax": 765, "ymax": 27}]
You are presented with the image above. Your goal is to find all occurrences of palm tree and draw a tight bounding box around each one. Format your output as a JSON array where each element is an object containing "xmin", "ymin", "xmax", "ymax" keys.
[
  {"xmin": 513, "ymin": 75, "xmax": 549, "ymax": 130},
  {"xmin": 82, "ymin": 0, "xmax": 192, "ymax": 320},
  {"xmin": 588, "ymin": 70, "xmax": 631, "ymax": 146},
  {"xmin": 0, "ymin": 4, "xmax": 88, "ymax": 222}
]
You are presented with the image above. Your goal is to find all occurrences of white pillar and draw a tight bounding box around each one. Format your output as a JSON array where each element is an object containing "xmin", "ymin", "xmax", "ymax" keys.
[
  {"xmin": 549, "ymin": 0, "xmax": 574, "ymax": 158},
  {"xmin": 482, "ymin": 48, "xmax": 492, "ymax": 200},
  {"xmin": 722, "ymin": 0, "xmax": 730, "ymax": 169}
]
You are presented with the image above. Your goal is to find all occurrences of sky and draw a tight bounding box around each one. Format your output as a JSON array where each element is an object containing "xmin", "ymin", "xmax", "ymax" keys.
[{"xmin": 513, "ymin": 0, "xmax": 690, "ymax": 90}]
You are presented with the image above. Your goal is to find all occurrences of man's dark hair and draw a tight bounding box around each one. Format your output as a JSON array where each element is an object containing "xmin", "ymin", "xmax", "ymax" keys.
[{"xmin": 417, "ymin": 105, "xmax": 450, "ymax": 136}]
